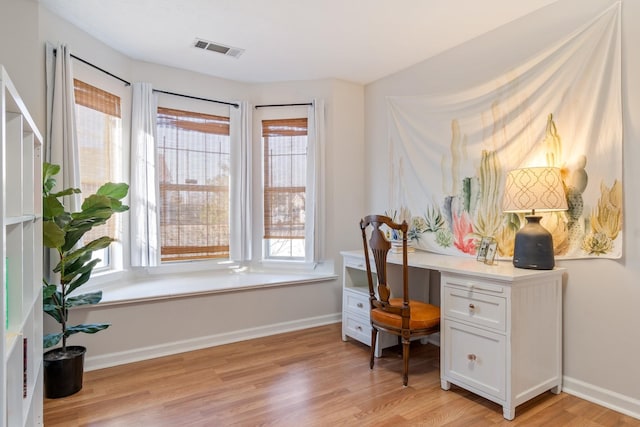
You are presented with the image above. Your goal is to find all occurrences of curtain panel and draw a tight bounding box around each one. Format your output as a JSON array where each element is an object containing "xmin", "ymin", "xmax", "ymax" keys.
[
  {"xmin": 230, "ymin": 101, "xmax": 252, "ymax": 261},
  {"xmin": 44, "ymin": 43, "xmax": 81, "ymax": 212},
  {"xmin": 387, "ymin": 1, "xmax": 622, "ymax": 260},
  {"xmin": 308, "ymin": 99, "xmax": 326, "ymax": 263},
  {"xmin": 130, "ymin": 82, "xmax": 160, "ymax": 267}
]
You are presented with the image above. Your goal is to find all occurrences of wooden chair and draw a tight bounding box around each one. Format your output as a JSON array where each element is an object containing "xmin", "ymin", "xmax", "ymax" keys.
[{"xmin": 360, "ymin": 214, "xmax": 440, "ymax": 386}]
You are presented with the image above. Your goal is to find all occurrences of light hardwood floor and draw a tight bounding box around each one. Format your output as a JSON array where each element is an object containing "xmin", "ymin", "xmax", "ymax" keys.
[{"xmin": 44, "ymin": 323, "xmax": 639, "ymax": 426}]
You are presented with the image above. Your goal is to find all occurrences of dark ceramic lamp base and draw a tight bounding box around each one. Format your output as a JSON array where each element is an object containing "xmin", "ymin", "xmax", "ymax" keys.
[{"xmin": 512, "ymin": 216, "xmax": 555, "ymax": 270}]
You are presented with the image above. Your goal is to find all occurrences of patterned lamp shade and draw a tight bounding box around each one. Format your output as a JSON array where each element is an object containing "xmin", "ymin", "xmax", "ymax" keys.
[
  {"xmin": 502, "ymin": 167, "xmax": 568, "ymax": 214},
  {"xmin": 502, "ymin": 167, "xmax": 568, "ymax": 270}
]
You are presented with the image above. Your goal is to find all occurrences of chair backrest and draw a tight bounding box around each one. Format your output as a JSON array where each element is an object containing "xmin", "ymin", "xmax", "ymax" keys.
[{"xmin": 360, "ymin": 215, "xmax": 409, "ymax": 314}]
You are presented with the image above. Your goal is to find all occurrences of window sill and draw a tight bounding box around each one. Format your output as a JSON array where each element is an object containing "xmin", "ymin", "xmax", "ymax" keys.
[{"xmin": 92, "ymin": 269, "xmax": 337, "ymax": 307}]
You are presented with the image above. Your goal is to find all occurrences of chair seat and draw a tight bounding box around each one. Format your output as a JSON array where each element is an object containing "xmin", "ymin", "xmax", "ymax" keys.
[{"xmin": 371, "ymin": 298, "xmax": 440, "ymax": 330}]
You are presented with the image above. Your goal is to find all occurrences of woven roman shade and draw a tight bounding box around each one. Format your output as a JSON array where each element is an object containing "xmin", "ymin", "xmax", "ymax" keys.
[
  {"xmin": 74, "ymin": 78, "xmax": 121, "ymax": 118},
  {"xmin": 74, "ymin": 79, "xmax": 122, "ymax": 246},
  {"xmin": 262, "ymin": 118, "xmax": 307, "ymax": 240},
  {"xmin": 157, "ymin": 107, "xmax": 231, "ymax": 261}
]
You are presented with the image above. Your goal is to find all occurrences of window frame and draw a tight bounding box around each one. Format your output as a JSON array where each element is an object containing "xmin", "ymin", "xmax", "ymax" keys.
[
  {"xmin": 154, "ymin": 93, "xmax": 235, "ymax": 267},
  {"xmin": 156, "ymin": 106, "xmax": 232, "ymax": 263},
  {"xmin": 71, "ymin": 60, "xmax": 131, "ymax": 277},
  {"xmin": 262, "ymin": 117, "xmax": 308, "ymax": 260},
  {"xmin": 253, "ymin": 105, "xmax": 313, "ymax": 265}
]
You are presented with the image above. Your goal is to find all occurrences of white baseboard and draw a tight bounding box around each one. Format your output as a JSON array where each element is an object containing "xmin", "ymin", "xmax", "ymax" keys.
[
  {"xmin": 84, "ymin": 313, "xmax": 342, "ymax": 371},
  {"xmin": 563, "ymin": 376, "xmax": 640, "ymax": 420}
]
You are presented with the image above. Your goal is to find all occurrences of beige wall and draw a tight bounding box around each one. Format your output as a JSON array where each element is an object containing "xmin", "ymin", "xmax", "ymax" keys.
[
  {"xmin": 0, "ymin": 0, "xmax": 42, "ymax": 126},
  {"xmin": 365, "ymin": 0, "xmax": 640, "ymax": 417}
]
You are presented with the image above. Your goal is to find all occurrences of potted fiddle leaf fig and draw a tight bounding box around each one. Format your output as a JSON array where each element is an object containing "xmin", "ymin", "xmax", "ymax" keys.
[{"xmin": 42, "ymin": 162, "xmax": 129, "ymax": 398}]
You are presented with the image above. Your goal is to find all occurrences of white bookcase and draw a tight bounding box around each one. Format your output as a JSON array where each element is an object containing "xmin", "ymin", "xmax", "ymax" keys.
[{"xmin": 1, "ymin": 66, "xmax": 44, "ymax": 426}]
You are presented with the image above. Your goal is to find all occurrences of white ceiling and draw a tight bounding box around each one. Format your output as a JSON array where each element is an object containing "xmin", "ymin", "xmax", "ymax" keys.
[{"xmin": 39, "ymin": 0, "xmax": 559, "ymax": 85}]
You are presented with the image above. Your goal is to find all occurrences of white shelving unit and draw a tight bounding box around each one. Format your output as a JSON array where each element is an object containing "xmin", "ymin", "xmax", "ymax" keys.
[
  {"xmin": 341, "ymin": 252, "xmax": 397, "ymax": 357},
  {"xmin": 1, "ymin": 66, "xmax": 43, "ymax": 426}
]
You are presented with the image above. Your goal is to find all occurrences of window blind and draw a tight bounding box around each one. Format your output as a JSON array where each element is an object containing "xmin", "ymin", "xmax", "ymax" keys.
[
  {"xmin": 73, "ymin": 79, "xmax": 122, "ymax": 246},
  {"xmin": 74, "ymin": 78, "xmax": 121, "ymax": 118},
  {"xmin": 157, "ymin": 107, "xmax": 231, "ymax": 261},
  {"xmin": 262, "ymin": 118, "xmax": 308, "ymax": 240}
]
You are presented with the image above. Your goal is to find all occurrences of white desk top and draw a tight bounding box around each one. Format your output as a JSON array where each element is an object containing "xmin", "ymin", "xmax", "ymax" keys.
[{"xmin": 340, "ymin": 249, "xmax": 565, "ymax": 282}]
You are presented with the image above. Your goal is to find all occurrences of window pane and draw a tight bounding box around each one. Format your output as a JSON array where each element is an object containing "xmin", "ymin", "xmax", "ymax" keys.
[
  {"xmin": 74, "ymin": 79, "xmax": 122, "ymax": 269},
  {"xmin": 262, "ymin": 118, "xmax": 307, "ymax": 259},
  {"xmin": 157, "ymin": 107, "xmax": 231, "ymax": 262},
  {"xmin": 266, "ymin": 238, "xmax": 305, "ymax": 258}
]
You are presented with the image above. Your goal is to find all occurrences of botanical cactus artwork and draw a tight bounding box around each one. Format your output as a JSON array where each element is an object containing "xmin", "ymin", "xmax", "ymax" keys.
[
  {"xmin": 388, "ymin": 114, "xmax": 623, "ymax": 260},
  {"xmin": 582, "ymin": 180, "xmax": 623, "ymax": 255},
  {"xmin": 389, "ymin": 146, "xmax": 506, "ymax": 257},
  {"xmin": 563, "ymin": 155, "xmax": 589, "ymax": 253},
  {"xmin": 385, "ymin": 3, "xmax": 622, "ymax": 260}
]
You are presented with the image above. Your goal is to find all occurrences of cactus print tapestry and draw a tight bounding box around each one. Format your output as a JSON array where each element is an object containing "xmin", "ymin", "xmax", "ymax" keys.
[{"xmin": 387, "ymin": 2, "xmax": 622, "ymax": 260}]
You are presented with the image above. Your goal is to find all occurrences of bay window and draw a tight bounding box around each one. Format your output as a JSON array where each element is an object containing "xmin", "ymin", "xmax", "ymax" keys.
[{"xmin": 73, "ymin": 79, "xmax": 325, "ymax": 282}]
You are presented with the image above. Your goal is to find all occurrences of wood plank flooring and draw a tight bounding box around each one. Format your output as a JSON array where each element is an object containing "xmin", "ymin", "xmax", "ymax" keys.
[{"xmin": 44, "ymin": 323, "xmax": 639, "ymax": 426}]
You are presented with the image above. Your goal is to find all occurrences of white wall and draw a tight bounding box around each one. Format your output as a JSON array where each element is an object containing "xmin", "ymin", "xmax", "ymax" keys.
[
  {"xmin": 365, "ymin": 0, "xmax": 640, "ymax": 418},
  {"xmin": 0, "ymin": 0, "xmax": 41, "ymax": 124}
]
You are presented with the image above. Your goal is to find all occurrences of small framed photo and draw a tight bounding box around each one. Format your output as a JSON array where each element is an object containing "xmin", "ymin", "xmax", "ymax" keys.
[
  {"xmin": 485, "ymin": 241, "xmax": 498, "ymax": 265},
  {"xmin": 476, "ymin": 237, "xmax": 493, "ymax": 262}
]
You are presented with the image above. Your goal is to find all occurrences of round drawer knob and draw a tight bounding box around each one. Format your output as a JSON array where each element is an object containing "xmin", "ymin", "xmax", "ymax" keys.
[
  {"xmin": 357, "ymin": 302, "xmax": 364, "ymax": 308},
  {"xmin": 356, "ymin": 326, "xmax": 362, "ymax": 331},
  {"xmin": 468, "ymin": 303, "xmax": 475, "ymax": 310},
  {"xmin": 467, "ymin": 354, "xmax": 477, "ymax": 361}
]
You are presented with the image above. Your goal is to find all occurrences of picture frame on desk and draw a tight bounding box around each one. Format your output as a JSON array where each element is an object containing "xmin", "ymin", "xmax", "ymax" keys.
[
  {"xmin": 476, "ymin": 236, "xmax": 493, "ymax": 262},
  {"xmin": 484, "ymin": 241, "xmax": 498, "ymax": 265}
]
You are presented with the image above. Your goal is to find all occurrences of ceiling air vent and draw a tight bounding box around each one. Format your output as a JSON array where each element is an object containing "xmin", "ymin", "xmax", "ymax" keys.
[{"xmin": 193, "ymin": 38, "xmax": 244, "ymax": 59}]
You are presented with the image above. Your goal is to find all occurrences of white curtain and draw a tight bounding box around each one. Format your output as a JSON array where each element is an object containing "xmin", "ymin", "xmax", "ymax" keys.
[
  {"xmin": 44, "ymin": 43, "xmax": 81, "ymax": 211},
  {"xmin": 130, "ymin": 82, "xmax": 160, "ymax": 267},
  {"xmin": 230, "ymin": 101, "xmax": 252, "ymax": 261},
  {"xmin": 306, "ymin": 99, "xmax": 326, "ymax": 263}
]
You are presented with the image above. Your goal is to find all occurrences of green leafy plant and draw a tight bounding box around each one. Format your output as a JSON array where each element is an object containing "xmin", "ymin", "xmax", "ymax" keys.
[{"xmin": 42, "ymin": 162, "xmax": 129, "ymax": 350}]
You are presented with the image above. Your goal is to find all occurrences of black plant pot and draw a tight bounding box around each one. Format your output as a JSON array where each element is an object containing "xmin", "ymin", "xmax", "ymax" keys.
[{"xmin": 43, "ymin": 345, "xmax": 86, "ymax": 398}]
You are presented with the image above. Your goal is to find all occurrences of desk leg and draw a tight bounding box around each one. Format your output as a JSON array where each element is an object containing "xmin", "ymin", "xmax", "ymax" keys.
[
  {"xmin": 503, "ymin": 406, "xmax": 515, "ymax": 420},
  {"xmin": 374, "ymin": 344, "xmax": 383, "ymax": 358}
]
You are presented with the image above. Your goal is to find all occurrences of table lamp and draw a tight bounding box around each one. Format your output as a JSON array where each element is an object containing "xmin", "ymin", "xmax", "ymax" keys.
[{"xmin": 502, "ymin": 167, "xmax": 568, "ymax": 270}]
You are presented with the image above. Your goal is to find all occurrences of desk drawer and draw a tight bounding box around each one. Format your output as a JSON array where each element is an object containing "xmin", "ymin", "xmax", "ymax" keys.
[
  {"xmin": 344, "ymin": 289, "xmax": 370, "ymax": 317},
  {"xmin": 344, "ymin": 255, "xmax": 373, "ymax": 272},
  {"xmin": 343, "ymin": 312, "xmax": 371, "ymax": 345},
  {"xmin": 443, "ymin": 319, "xmax": 506, "ymax": 400},
  {"xmin": 443, "ymin": 285, "xmax": 506, "ymax": 332}
]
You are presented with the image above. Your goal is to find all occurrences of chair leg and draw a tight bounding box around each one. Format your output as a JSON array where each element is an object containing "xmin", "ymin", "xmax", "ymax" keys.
[
  {"xmin": 370, "ymin": 327, "xmax": 378, "ymax": 369},
  {"xmin": 402, "ymin": 337, "xmax": 410, "ymax": 386}
]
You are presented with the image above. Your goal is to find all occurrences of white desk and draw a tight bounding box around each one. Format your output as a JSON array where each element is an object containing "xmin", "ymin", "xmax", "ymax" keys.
[{"xmin": 340, "ymin": 249, "xmax": 564, "ymax": 420}]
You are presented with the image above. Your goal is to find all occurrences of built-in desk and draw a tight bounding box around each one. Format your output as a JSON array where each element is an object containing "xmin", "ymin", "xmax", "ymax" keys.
[{"xmin": 340, "ymin": 249, "xmax": 565, "ymax": 420}]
